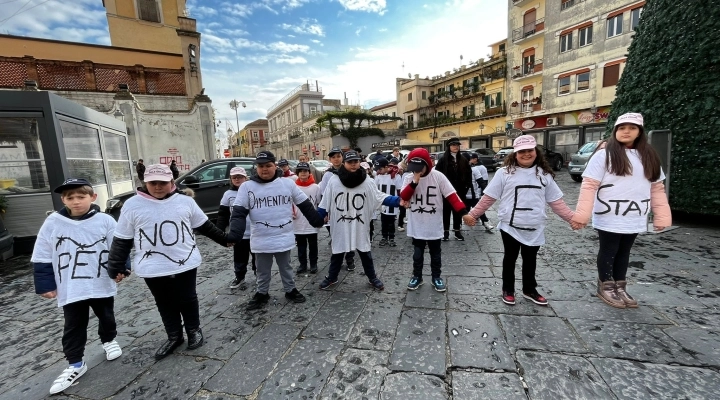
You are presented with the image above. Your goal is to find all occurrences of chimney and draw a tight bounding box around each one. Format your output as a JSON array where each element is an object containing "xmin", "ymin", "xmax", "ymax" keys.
[{"xmin": 414, "ymin": 74, "xmax": 419, "ymax": 79}]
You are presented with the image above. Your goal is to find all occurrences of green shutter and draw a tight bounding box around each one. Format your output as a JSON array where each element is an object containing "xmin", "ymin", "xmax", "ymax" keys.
[
  {"xmin": 485, "ymin": 95, "xmax": 490, "ymax": 109},
  {"xmin": 496, "ymin": 92, "xmax": 502, "ymax": 107}
]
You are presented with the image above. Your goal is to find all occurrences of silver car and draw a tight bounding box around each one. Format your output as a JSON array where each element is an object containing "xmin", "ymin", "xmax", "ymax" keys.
[{"xmin": 568, "ymin": 141, "xmax": 601, "ymax": 182}]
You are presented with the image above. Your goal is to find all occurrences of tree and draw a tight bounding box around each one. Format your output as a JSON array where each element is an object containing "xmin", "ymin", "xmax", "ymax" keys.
[
  {"xmin": 315, "ymin": 110, "xmax": 402, "ymax": 149},
  {"xmin": 607, "ymin": 0, "xmax": 720, "ymax": 216}
]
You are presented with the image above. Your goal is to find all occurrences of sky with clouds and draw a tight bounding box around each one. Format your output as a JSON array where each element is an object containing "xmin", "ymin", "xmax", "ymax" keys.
[{"xmin": 1, "ymin": 0, "xmax": 508, "ymax": 135}]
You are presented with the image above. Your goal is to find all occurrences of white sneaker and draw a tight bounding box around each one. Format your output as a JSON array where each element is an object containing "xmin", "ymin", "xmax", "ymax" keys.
[
  {"xmin": 483, "ymin": 222, "xmax": 495, "ymax": 231},
  {"xmin": 102, "ymin": 340, "xmax": 122, "ymax": 361},
  {"xmin": 49, "ymin": 363, "xmax": 87, "ymax": 394},
  {"xmin": 397, "ymin": 226, "xmax": 405, "ymax": 232}
]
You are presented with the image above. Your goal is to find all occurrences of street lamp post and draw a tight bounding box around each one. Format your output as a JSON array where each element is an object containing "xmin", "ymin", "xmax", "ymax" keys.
[{"xmin": 229, "ymin": 100, "xmax": 246, "ymax": 157}]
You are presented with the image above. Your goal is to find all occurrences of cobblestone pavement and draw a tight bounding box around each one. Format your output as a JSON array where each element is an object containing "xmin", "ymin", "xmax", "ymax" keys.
[{"xmin": 1, "ymin": 173, "xmax": 719, "ymax": 400}]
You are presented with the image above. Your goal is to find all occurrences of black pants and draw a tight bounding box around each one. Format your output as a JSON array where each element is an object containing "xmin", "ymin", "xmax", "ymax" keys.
[
  {"xmin": 295, "ymin": 233, "xmax": 318, "ymax": 268},
  {"xmin": 233, "ymin": 238, "xmax": 256, "ymax": 278},
  {"xmin": 412, "ymin": 238, "xmax": 442, "ymax": 279},
  {"xmin": 443, "ymin": 199, "xmax": 462, "ymax": 234},
  {"xmin": 500, "ymin": 230, "xmax": 540, "ymax": 294},
  {"xmin": 327, "ymin": 251, "xmax": 377, "ymax": 281},
  {"xmin": 398, "ymin": 206, "xmax": 406, "ymax": 228},
  {"xmin": 145, "ymin": 268, "xmax": 200, "ymax": 337},
  {"xmin": 369, "ymin": 220, "xmax": 374, "ymax": 241},
  {"xmin": 62, "ymin": 297, "xmax": 117, "ymax": 364},
  {"xmin": 381, "ymin": 214, "xmax": 396, "ymax": 239},
  {"xmin": 463, "ymin": 198, "xmax": 489, "ymax": 223},
  {"xmin": 596, "ymin": 229, "xmax": 638, "ymax": 282}
]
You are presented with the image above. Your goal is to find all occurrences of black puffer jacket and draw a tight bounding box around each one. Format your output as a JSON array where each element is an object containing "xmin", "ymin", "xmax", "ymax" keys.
[{"xmin": 435, "ymin": 151, "xmax": 471, "ymax": 198}]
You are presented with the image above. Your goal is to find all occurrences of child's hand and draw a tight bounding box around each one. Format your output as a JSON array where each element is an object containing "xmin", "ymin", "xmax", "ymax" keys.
[
  {"xmin": 324, "ymin": 215, "xmax": 329, "ymax": 223},
  {"xmin": 413, "ymin": 171, "xmax": 423, "ymax": 183},
  {"xmin": 400, "ymin": 200, "xmax": 410, "ymax": 208},
  {"xmin": 227, "ymin": 242, "xmax": 235, "ymax": 247},
  {"xmin": 570, "ymin": 221, "xmax": 585, "ymax": 230},
  {"xmin": 40, "ymin": 291, "xmax": 57, "ymax": 299},
  {"xmin": 654, "ymin": 225, "xmax": 666, "ymax": 231},
  {"xmin": 115, "ymin": 273, "xmax": 127, "ymax": 283},
  {"xmin": 462, "ymin": 215, "xmax": 476, "ymax": 226}
]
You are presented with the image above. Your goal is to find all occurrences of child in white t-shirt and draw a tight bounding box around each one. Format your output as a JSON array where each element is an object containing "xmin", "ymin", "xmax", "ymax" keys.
[
  {"xmin": 32, "ymin": 179, "xmax": 122, "ymax": 395},
  {"xmin": 467, "ymin": 136, "xmax": 574, "ymax": 306},
  {"xmin": 465, "ymin": 153, "xmax": 494, "ymax": 231},
  {"xmin": 217, "ymin": 167, "xmax": 255, "ymax": 288},
  {"xmin": 572, "ymin": 112, "xmax": 671, "ymax": 309},
  {"xmin": 293, "ymin": 162, "xmax": 321, "ymax": 274},
  {"xmin": 107, "ymin": 164, "xmax": 229, "ymax": 360},
  {"xmin": 374, "ymin": 157, "xmax": 404, "ymax": 247}
]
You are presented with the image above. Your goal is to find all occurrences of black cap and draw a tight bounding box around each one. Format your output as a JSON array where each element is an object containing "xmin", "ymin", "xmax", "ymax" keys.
[
  {"xmin": 328, "ymin": 147, "xmax": 342, "ymax": 156},
  {"xmin": 470, "ymin": 153, "xmax": 479, "ymax": 159},
  {"xmin": 254, "ymin": 151, "xmax": 276, "ymax": 164},
  {"xmin": 446, "ymin": 137, "xmax": 461, "ymax": 146},
  {"xmin": 278, "ymin": 158, "xmax": 289, "ymax": 166},
  {"xmin": 406, "ymin": 157, "xmax": 428, "ymax": 173},
  {"xmin": 343, "ymin": 150, "xmax": 362, "ymax": 162},
  {"xmin": 388, "ymin": 157, "xmax": 399, "ymax": 165},
  {"xmin": 373, "ymin": 157, "xmax": 389, "ymax": 170},
  {"xmin": 54, "ymin": 178, "xmax": 92, "ymax": 193},
  {"xmin": 295, "ymin": 162, "xmax": 311, "ymax": 172}
]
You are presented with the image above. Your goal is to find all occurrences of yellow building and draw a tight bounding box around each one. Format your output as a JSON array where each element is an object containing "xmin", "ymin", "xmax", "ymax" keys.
[{"xmin": 397, "ymin": 40, "xmax": 508, "ymax": 152}]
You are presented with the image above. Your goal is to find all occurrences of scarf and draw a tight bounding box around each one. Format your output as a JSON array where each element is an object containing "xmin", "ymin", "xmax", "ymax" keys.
[
  {"xmin": 337, "ymin": 166, "xmax": 367, "ymax": 188},
  {"xmin": 295, "ymin": 174, "xmax": 316, "ymax": 187}
]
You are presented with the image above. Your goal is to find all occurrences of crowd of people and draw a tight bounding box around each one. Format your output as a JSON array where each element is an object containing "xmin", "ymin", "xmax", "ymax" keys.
[{"xmin": 31, "ymin": 112, "xmax": 670, "ymax": 395}]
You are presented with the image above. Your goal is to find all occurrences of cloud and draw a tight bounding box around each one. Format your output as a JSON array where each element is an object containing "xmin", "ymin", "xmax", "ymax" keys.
[
  {"xmin": 355, "ymin": 26, "xmax": 365, "ymax": 36},
  {"xmin": 189, "ymin": 6, "xmax": 218, "ymax": 16},
  {"xmin": 280, "ymin": 18, "xmax": 325, "ymax": 36},
  {"xmin": 234, "ymin": 38, "xmax": 265, "ymax": 49},
  {"xmin": 276, "ymin": 56, "xmax": 308, "ymax": 64},
  {"xmin": 337, "ymin": 0, "xmax": 387, "ymax": 15},
  {"xmin": 269, "ymin": 41, "xmax": 311, "ymax": 53},
  {"xmin": 206, "ymin": 55, "xmax": 234, "ymax": 64}
]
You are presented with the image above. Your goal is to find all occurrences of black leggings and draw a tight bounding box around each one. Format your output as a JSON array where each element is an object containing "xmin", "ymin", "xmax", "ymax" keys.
[
  {"xmin": 145, "ymin": 268, "xmax": 199, "ymax": 336},
  {"xmin": 500, "ymin": 230, "xmax": 540, "ymax": 294},
  {"xmin": 596, "ymin": 229, "xmax": 638, "ymax": 282}
]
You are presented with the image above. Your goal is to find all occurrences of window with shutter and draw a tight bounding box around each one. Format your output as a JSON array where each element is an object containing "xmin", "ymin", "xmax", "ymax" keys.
[
  {"xmin": 603, "ymin": 64, "xmax": 620, "ymax": 87},
  {"xmin": 495, "ymin": 92, "xmax": 502, "ymax": 107},
  {"xmin": 137, "ymin": 0, "xmax": 161, "ymax": 23}
]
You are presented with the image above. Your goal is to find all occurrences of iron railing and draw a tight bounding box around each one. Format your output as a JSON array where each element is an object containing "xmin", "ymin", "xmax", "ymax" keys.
[{"xmin": 512, "ymin": 18, "xmax": 545, "ymax": 43}]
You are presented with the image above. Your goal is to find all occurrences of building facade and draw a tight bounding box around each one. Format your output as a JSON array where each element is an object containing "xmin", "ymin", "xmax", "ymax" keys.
[
  {"xmin": 399, "ymin": 40, "xmax": 509, "ymax": 151},
  {"xmin": 507, "ymin": 0, "xmax": 644, "ymax": 159},
  {"xmin": 0, "ymin": 0, "xmax": 213, "ymax": 172}
]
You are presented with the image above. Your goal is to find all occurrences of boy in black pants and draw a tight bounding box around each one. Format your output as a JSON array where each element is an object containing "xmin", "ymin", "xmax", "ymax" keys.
[{"xmin": 32, "ymin": 178, "xmax": 124, "ymax": 394}]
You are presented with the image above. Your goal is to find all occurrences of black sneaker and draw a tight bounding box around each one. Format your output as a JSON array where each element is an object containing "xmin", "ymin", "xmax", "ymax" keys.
[
  {"xmin": 246, "ymin": 292, "xmax": 270, "ymax": 310},
  {"xmin": 388, "ymin": 239, "xmax": 397, "ymax": 247},
  {"xmin": 346, "ymin": 260, "xmax": 356, "ymax": 271},
  {"xmin": 285, "ymin": 288, "xmax": 306, "ymax": 303},
  {"xmin": 319, "ymin": 276, "xmax": 338, "ymax": 290},
  {"xmin": 379, "ymin": 238, "xmax": 388, "ymax": 247},
  {"xmin": 309, "ymin": 265, "xmax": 318, "ymax": 274},
  {"xmin": 442, "ymin": 232, "xmax": 450, "ymax": 241},
  {"xmin": 455, "ymin": 232, "xmax": 465, "ymax": 241},
  {"xmin": 296, "ymin": 265, "xmax": 308, "ymax": 274},
  {"xmin": 229, "ymin": 277, "xmax": 245, "ymax": 289},
  {"xmin": 368, "ymin": 277, "xmax": 384, "ymax": 290}
]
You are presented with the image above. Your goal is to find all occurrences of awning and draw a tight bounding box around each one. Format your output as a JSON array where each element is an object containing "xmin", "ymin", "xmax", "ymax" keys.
[{"xmin": 400, "ymin": 139, "xmax": 435, "ymax": 147}]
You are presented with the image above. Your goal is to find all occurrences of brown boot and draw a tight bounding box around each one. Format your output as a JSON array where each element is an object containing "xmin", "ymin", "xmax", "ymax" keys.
[
  {"xmin": 615, "ymin": 280, "xmax": 638, "ymax": 308},
  {"xmin": 597, "ymin": 279, "xmax": 626, "ymax": 309}
]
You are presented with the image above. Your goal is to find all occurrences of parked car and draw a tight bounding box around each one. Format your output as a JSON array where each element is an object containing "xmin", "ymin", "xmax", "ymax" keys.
[
  {"xmin": 309, "ymin": 159, "xmax": 332, "ymax": 173},
  {"xmin": 105, "ymin": 157, "xmax": 257, "ymax": 221},
  {"xmin": 0, "ymin": 213, "xmax": 13, "ymax": 260},
  {"xmin": 568, "ymin": 140, "xmax": 602, "ymax": 182},
  {"xmin": 465, "ymin": 148, "xmax": 497, "ymax": 171},
  {"xmin": 493, "ymin": 145, "xmax": 565, "ymax": 171},
  {"xmin": 366, "ymin": 150, "xmax": 410, "ymax": 163}
]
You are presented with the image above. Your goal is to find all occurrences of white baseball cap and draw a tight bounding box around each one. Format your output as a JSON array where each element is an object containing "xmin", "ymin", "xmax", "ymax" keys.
[
  {"xmin": 230, "ymin": 167, "xmax": 247, "ymax": 177},
  {"xmin": 614, "ymin": 112, "xmax": 644, "ymax": 128},
  {"xmin": 513, "ymin": 135, "xmax": 537, "ymax": 151}
]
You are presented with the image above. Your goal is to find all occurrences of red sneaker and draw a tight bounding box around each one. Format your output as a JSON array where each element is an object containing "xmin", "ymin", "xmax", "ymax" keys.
[
  {"xmin": 523, "ymin": 291, "xmax": 549, "ymax": 306},
  {"xmin": 502, "ymin": 291, "xmax": 516, "ymax": 305}
]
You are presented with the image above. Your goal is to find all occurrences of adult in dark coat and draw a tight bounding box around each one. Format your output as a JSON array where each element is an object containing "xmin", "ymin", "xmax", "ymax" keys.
[
  {"xmin": 169, "ymin": 160, "xmax": 180, "ymax": 179},
  {"xmin": 434, "ymin": 137, "xmax": 472, "ymax": 241},
  {"xmin": 136, "ymin": 159, "xmax": 146, "ymax": 182}
]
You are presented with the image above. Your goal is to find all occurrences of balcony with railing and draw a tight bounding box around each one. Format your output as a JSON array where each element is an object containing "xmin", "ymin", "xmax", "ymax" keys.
[
  {"xmin": 560, "ymin": 0, "xmax": 588, "ymax": 11},
  {"xmin": 512, "ymin": 0, "xmax": 533, "ymax": 7},
  {"xmin": 512, "ymin": 18, "xmax": 545, "ymax": 43},
  {"xmin": 511, "ymin": 59, "xmax": 543, "ymax": 80},
  {"xmin": 267, "ymin": 82, "xmax": 322, "ymax": 115}
]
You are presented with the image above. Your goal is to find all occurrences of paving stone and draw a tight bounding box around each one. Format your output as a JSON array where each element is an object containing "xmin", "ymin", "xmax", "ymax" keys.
[
  {"xmin": 304, "ymin": 292, "xmax": 367, "ymax": 341},
  {"xmin": 618, "ymin": 282, "xmax": 706, "ymax": 307},
  {"xmin": 684, "ymin": 287, "xmax": 720, "ymax": 307},
  {"xmin": 558, "ymin": 267, "xmax": 598, "ymax": 282},
  {"xmin": 64, "ymin": 331, "xmax": 161, "ymax": 399},
  {"xmin": 451, "ymin": 371, "xmax": 525, "ymax": 400},
  {"xmin": 0, "ymin": 358, "xmax": 67, "ymax": 400},
  {"xmin": 652, "ymin": 305, "xmax": 720, "ymax": 329},
  {"xmin": 115, "ymin": 302, "xmax": 162, "ymax": 338},
  {"xmin": 389, "ymin": 309, "xmax": 446, "ymax": 375},
  {"xmin": 499, "ymin": 315, "xmax": 587, "ymax": 353},
  {"xmin": 113, "ymin": 356, "xmax": 223, "ymax": 400},
  {"xmin": 271, "ymin": 290, "xmax": 332, "ymax": 326},
  {"xmin": 348, "ymin": 293, "xmax": 404, "ymax": 351},
  {"xmin": 569, "ymin": 319, "xmax": 701, "ymax": 365},
  {"xmin": 379, "ymin": 372, "xmax": 448, "ymax": 400},
  {"xmin": 204, "ymin": 323, "xmax": 301, "ymax": 396},
  {"xmin": 541, "ymin": 280, "xmax": 596, "ymax": 301},
  {"xmin": 191, "ymin": 392, "xmax": 244, "ymax": 400},
  {"xmin": 257, "ymin": 338, "xmax": 343, "ymax": 399},
  {"xmin": 447, "ymin": 312, "xmax": 514, "ymax": 371},
  {"xmin": 442, "ymin": 265, "xmax": 495, "ymax": 277},
  {"xmin": 442, "ymin": 251, "xmax": 491, "ymax": 266},
  {"xmin": 319, "ymin": 348, "xmax": 390, "ymax": 399},
  {"xmin": 448, "ymin": 294, "xmax": 556, "ymax": 316},
  {"xmin": 590, "ymin": 357, "xmax": 720, "ymax": 400},
  {"xmin": 551, "ymin": 300, "xmax": 671, "ymax": 324},
  {"xmin": 405, "ymin": 282, "xmax": 447, "ymax": 309},
  {"xmin": 663, "ymin": 327, "xmax": 720, "ymax": 367},
  {"xmin": 496, "ymin": 266, "xmax": 565, "ymax": 282},
  {"xmin": 199, "ymin": 294, "xmax": 241, "ymax": 321},
  {"xmin": 517, "ymin": 351, "xmax": 614, "ymax": 400},
  {"xmin": 447, "ymin": 277, "xmax": 502, "ymax": 295},
  {"xmin": 181, "ymin": 316, "xmax": 260, "ymax": 360}
]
